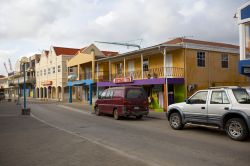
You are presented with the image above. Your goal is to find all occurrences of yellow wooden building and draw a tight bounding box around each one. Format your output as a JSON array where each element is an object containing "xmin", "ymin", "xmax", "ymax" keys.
[{"xmin": 96, "ymin": 38, "xmax": 249, "ymax": 111}]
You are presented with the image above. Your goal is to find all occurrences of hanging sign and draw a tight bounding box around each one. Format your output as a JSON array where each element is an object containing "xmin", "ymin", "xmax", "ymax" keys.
[{"xmin": 113, "ymin": 76, "xmax": 133, "ymax": 84}]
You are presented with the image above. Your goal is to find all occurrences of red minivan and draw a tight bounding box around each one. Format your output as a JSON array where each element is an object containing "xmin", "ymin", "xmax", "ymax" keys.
[{"xmin": 94, "ymin": 86, "xmax": 149, "ymax": 120}]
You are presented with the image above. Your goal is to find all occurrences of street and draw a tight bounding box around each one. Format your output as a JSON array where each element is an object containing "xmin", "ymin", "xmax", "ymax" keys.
[{"xmin": 0, "ymin": 101, "xmax": 250, "ymax": 166}]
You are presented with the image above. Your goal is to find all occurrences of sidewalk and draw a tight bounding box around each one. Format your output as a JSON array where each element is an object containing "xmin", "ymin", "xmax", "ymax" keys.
[{"xmin": 0, "ymin": 102, "xmax": 146, "ymax": 166}]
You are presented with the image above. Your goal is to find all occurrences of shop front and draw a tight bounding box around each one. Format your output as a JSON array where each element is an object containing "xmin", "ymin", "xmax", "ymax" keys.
[{"xmin": 97, "ymin": 77, "xmax": 184, "ymax": 112}]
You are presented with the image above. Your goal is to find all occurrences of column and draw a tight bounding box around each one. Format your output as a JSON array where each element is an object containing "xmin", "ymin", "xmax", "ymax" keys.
[
  {"xmin": 163, "ymin": 82, "xmax": 168, "ymax": 112},
  {"xmin": 61, "ymin": 87, "xmax": 64, "ymax": 101},
  {"xmin": 89, "ymin": 84, "xmax": 92, "ymax": 105},
  {"xmin": 56, "ymin": 87, "xmax": 58, "ymax": 100},
  {"xmin": 96, "ymin": 62, "xmax": 99, "ymax": 82},
  {"xmin": 109, "ymin": 60, "xmax": 111, "ymax": 82},
  {"xmin": 163, "ymin": 48, "xmax": 167, "ymax": 78},
  {"xmin": 69, "ymin": 86, "xmax": 72, "ymax": 103},
  {"xmin": 123, "ymin": 58, "xmax": 126, "ymax": 77},
  {"xmin": 47, "ymin": 88, "xmax": 49, "ymax": 99},
  {"xmin": 141, "ymin": 54, "xmax": 144, "ymax": 79},
  {"xmin": 239, "ymin": 24, "xmax": 245, "ymax": 60}
]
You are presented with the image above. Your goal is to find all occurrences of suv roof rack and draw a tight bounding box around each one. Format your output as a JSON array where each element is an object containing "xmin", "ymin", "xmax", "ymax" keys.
[{"xmin": 208, "ymin": 86, "xmax": 241, "ymax": 89}]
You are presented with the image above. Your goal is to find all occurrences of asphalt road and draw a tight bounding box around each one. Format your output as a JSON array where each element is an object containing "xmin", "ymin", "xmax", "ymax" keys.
[{"xmin": 29, "ymin": 103, "xmax": 250, "ymax": 166}]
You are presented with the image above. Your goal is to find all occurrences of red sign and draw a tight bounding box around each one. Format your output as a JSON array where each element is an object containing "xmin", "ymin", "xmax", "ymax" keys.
[{"xmin": 113, "ymin": 76, "xmax": 133, "ymax": 84}]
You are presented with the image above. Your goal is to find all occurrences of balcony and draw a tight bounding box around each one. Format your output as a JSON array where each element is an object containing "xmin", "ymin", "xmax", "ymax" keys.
[{"xmin": 96, "ymin": 67, "xmax": 184, "ymax": 82}]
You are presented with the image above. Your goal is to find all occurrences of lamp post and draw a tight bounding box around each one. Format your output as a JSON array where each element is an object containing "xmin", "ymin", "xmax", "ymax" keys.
[{"xmin": 21, "ymin": 57, "xmax": 30, "ymax": 115}]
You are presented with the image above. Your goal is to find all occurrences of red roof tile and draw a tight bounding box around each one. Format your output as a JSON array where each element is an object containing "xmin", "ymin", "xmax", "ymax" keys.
[
  {"xmin": 164, "ymin": 38, "xmax": 239, "ymax": 49},
  {"xmin": 101, "ymin": 51, "xmax": 118, "ymax": 57},
  {"xmin": 0, "ymin": 75, "xmax": 5, "ymax": 78},
  {"xmin": 53, "ymin": 46, "xmax": 80, "ymax": 56}
]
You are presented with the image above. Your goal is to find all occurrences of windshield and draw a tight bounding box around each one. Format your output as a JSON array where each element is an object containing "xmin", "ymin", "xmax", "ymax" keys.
[
  {"xmin": 126, "ymin": 88, "xmax": 146, "ymax": 99},
  {"xmin": 232, "ymin": 89, "xmax": 250, "ymax": 104}
]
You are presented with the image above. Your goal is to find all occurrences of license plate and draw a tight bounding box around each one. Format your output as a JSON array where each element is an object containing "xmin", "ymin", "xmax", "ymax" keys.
[{"xmin": 134, "ymin": 107, "xmax": 140, "ymax": 110}]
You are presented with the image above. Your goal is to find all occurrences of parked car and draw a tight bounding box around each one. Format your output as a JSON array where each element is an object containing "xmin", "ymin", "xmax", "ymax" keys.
[
  {"xmin": 0, "ymin": 92, "xmax": 5, "ymax": 101},
  {"xmin": 95, "ymin": 86, "xmax": 149, "ymax": 120},
  {"xmin": 167, "ymin": 86, "xmax": 250, "ymax": 141}
]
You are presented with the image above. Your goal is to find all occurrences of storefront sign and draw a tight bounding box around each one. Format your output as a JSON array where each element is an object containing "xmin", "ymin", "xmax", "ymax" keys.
[
  {"xmin": 42, "ymin": 81, "xmax": 52, "ymax": 86},
  {"xmin": 243, "ymin": 67, "xmax": 250, "ymax": 74},
  {"xmin": 113, "ymin": 76, "xmax": 133, "ymax": 84}
]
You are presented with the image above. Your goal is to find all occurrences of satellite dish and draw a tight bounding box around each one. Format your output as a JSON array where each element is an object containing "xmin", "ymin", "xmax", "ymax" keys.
[{"xmin": 68, "ymin": 74, "xmax": 77, "ymax": 81}]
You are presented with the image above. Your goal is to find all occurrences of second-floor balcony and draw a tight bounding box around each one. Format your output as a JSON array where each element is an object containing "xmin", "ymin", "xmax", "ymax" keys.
[{"xmin": 97, "ymin": 67, "xmax": 184, "ymax": 82}]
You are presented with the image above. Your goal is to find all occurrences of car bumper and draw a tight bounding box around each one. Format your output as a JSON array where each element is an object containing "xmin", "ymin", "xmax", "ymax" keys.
[{"xmin": 122, "ymin": 109, "xmax": 149, "ymax": 117}]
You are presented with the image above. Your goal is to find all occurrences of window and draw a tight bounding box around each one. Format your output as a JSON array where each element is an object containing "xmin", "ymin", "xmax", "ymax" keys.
[
  {"xmin": 37, "ymin": 71, "xmax": 39, "ymax": 77},
  {"xmin": 126, "ymin": 88, "xmax": 147, "ymax": 99},
  {"xmin": 221, "ymin": 54, "xmax": 229, "ymax": 68},
  {"xmin": 113, "ymin": 90, "xmax": 124, "ymax": 98},
  {"xmin": 100, "ymin": 90, "xmax": 107, "ymax": 99},
  {"xmin": 143, "ymin": 58, "xmax": 149, "ymax": 71},
  {"xmin": 232, "ymin": 89, "xmax": 250, "ymax": 104},
  {"xmin": 197, "ymin": 51, "xmax": 206, "ymax": 67},
  {"xmin": 58, "ymin": 65, "xmax": 61, "ymax": 72},
  {"xmin": 53, "ymin": 67, "xmax": 56, "ymax": 73},
  {"xmin": 189, "ymin": 91, "xmax": 208, "ymax": 104},
  {"xmin": 211, "ymin": 91, "xmax": 230, "ymax": 104},
  {"xmin": 69, "ymin": 67, "xmax": 73, "ymax": 73},
  {"xmin": 44, "ymin": 69, "xmax": 46, "ymax": 75},
  {"xmin": 116, "ymin": 63, "xmax": 123, "ymax": 75},
  {"xmin": 40, "ymin": 70, "xmax": 42, "ymax": 76},
  {"xmin": 48, "ymin": 68, "xmax": 51, "ymax": 75}
]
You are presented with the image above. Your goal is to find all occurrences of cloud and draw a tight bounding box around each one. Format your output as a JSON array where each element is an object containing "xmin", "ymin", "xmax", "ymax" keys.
[{"xmin": 0, "ymin": 0, "xmax": 248, "ymax": 75}]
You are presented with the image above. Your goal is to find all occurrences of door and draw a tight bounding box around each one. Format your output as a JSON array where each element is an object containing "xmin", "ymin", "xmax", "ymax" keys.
[
  {"xmin": 128, "ymin": 60, "xmax": 134, "ymax": 77},
  {"xmin": 183, "ymin": 91, "xmax": 208, "ymax": 123},
  {"xmin": 98, "ymin": 89, "xmax": 108, "ymax": 113},
  {"xmin": 168, "ymin": 84, "xmax": 174, "ymax": 105},
  {"xmin": 207, "ymin": 90, "xmax": 231, "ymax": 125}
]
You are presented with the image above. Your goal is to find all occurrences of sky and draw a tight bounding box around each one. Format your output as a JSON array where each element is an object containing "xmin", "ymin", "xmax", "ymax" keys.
[{"xmin": 0, "ymin": 0, "xmax": 248, "ymax": 75}]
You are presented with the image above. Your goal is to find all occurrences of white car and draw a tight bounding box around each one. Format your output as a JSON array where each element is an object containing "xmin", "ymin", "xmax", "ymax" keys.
[{"xmin": 167, "ymin": 87, "xmax": 250, "ymax": 141}]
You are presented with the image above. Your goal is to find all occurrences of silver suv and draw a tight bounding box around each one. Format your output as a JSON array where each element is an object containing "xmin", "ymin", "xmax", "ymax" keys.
[{"xmin": 167, "ymin": 87, "xmax": 250, "ymax": 141}]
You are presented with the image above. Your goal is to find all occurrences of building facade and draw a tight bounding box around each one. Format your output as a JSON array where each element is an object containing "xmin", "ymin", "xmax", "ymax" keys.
[
  {"xmin": 35, "ymin": 46, "xmax": 79, "ymax": 100},
  {"xmin": 96, "ymin": 38, "xmax": 249, "ymax": 111},
  {"xmin": 237, "ymin": 2, "xmax": 250, "ymax": 79},
  {"xmin": 66, "ymin": 44, "xmax": 118, "ymax": 104}
]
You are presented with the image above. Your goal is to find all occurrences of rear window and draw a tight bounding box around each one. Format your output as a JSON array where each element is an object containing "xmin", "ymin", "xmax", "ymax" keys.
[
  {"xmin": 232, "ymin": 89, "xmax": 250, "ymax": 104},
  {"xmin": 126, "ymin": 88, "xmax": 146, "ymax": 99}
]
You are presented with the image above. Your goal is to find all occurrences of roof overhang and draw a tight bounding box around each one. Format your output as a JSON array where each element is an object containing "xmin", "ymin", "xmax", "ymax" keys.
[{"xmin": 96, "ymin": 44, "xmax": 183, "ymax": 62}]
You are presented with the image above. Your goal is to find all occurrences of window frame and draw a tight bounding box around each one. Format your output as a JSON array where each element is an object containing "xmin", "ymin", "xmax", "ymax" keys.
[
  {"xmin": 210, "ymin": 90, "xmax": 230, "ymax": 104},
  {"xmin": 221, "ymin": 54, "xmax": 229, "ymax": 69},
  {"xmin": 197, "ymin": 51, "xmax": 206, "ymax": 67},
  {"xmin": 189, "ymin": 91, "xmax": 208, "ymax": 104},
  {"xmin": 143, "ymin": 58, "xmax": 149, "ymax": 71}
]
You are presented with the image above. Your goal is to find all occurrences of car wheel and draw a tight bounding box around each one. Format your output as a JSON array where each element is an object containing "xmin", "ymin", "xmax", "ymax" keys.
[
  {"xmin": 95, "ymin": 106, "xmax": 101, "ymax": 116},
  {"xmin": 136, "ymin": 115, "xmax": 143, "ymax": 119},
  {"xmin": 169, "ymin": 112, "xmax": 184, "ymax": 130},
  {"xmin": 113, "ymin": 109, "xmax": 120, "ymax": 120},
  {"xmin": 225, "ymin": 118, "xmax": 248, "ymax": 141}
]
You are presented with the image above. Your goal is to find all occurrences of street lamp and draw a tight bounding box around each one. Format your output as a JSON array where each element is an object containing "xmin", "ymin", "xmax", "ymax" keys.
[{"xmin": 20, "ymin": 57, "xmax": 30, "ymax": 115}]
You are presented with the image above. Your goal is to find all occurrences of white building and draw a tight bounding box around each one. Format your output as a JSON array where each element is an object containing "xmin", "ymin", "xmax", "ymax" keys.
[{"xmin": 35, "ymin": 46, "xmax": 79, "ymax": 100}]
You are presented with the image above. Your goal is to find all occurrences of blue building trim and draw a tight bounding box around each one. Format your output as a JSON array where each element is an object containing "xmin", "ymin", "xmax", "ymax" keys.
[
  {"xmin": 238, "ymin": 59, "xmax": 250, "ymax": 77},
  {"xmin": 67, "ymin": 79, "xmax": 94, "ymax": 104},
  {"xmin": 241, "ymin": 5, "xmax": 250, "ymax": 20}
]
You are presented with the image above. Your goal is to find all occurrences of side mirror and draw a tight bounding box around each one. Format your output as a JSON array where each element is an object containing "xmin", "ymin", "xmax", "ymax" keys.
[{"xmin": 185, "ymin": 99, "xmax": 190, "ymax": 104}]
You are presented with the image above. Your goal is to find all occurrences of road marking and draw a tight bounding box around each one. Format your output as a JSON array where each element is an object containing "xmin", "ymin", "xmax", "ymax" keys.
[
  {"xmin": 57, "ymin": 105, "xmax": 92, "ymax": 115},
  {"xmin": 30, "ymin": 112, "xmax": 160, "ymax": 166}
]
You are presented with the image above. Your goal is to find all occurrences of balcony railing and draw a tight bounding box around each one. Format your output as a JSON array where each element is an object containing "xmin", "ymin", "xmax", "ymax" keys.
[{"xmin": 96, "ymin": 67, "xmax": 184, "ymax": 82}]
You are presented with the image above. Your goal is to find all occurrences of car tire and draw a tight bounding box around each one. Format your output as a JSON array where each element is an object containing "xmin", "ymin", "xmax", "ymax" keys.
[
  {"xmin": 136, "ymin": 115, "xmax": 143, "ymax": 119},
  {"xmin": 225, "ymin": 118, "xmax": 249, "ymax": 141},
  {"xmin": 113, "ymin": 109, "xmax": 120, "ymax": 120},
  {"xmin": 169, "ymin": 112, "xmax": 184, "ymax": 130},
  {"xmin": 95, "ymin": 106, "xmax": 101, "ymax": 116}
]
